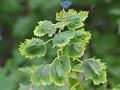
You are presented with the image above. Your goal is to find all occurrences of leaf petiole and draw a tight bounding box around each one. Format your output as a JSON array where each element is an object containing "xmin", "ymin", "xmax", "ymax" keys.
[{"xmin": 45, "ymin": 39, "xmax": 52, "ymax": 45}]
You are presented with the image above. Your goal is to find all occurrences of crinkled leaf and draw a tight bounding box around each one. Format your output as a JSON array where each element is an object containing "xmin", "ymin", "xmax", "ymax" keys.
[
  {"xmin": 63, "ymin": 29, "xmax": 91, "ymax": 58},
  {"xmin": 31, "ymin": 64, "xmax": 52, "ymax": 86},
  {"xmin": 52, "ymin": 31, "xmax": 75, "ymax": 47},
  {"xmin": 71, "ymin": 29, "xmax": 91, "ymax": 44},
  {"xmin": 56, "ymin": 9, "xmax": 88, "ymax": 30},
  {"xmin": 81, "ymin": 58, "xmax": 107, "ymax": 85},
  {"xmin": 63, "ymin": 43, "xmax": 85, "ymax": 58},
  {"xmin": 19, "ymin": 38, "xmax": 47, "ymax": 59},
  {"xmin": 34, "ymin": 20, "xmax": 56, "ymax": 37},
  {"xmin": 51, "ymin": 56, "xmax": 71, "ymax": 86}
]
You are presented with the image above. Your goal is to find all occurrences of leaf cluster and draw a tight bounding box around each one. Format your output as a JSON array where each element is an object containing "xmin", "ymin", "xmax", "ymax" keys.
[{"xmin": 19, "ymin": 9, "xmax": 107, "ymax": 88}]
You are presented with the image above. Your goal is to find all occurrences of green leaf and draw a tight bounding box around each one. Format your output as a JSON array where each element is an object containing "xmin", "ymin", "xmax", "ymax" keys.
[
  {"xmin": 31, "ymin": 64, "xmax": 52, "ymax": 85},
  {"xmin": 55, "ymin": 21, "xmax": 68, "ymax": 30},
  {"xmin": 74, "ymin": 28, "xmax": 87, "ymax": 37},
  {"xmin": 81, "ymin": 58, "xmax": 107, "ymax": 85},
  {"xmin": 56, "ymin": 9, "xmax": 88, "ymax": 30},
  {"xmin": 63, "ymin": 29, "xmax": 91, "ymax": 58},
  {"xmin": 78, "ymin": 11, "xmax": 89, "ymax": 22},
  {"xmin": 67, "ymin": 20, "xmax": 84, "ymax": 30},
  {"xmin": 51, "ymin": 56, "xmax": 71, "ymax": 86},
  {"xmin": 71, "ymin": 29, "xmax": 91, "ymax": 44},
  {"xmin": 19, "ymin": 38, "xmax": 47, "ymax": 59},
  {"xmin": 52, "ymin": 31, "xmax": 75, "ymax": 47},
  {"xmin": 34, "ymin": 20, "xmax": 56, "ymax": 37},
  {"xmin": 72, "ymin": 63, "xmax": 83, "ymax": 73},
  {"xmin": 63, "ymin": 43, "xmax": 85, "ymax": 58}
]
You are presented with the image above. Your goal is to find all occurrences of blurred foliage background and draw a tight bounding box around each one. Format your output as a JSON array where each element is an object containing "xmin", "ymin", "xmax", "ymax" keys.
[{"xmin": 0, "ymin": 0, "xmax": 120, "ymax": 90}]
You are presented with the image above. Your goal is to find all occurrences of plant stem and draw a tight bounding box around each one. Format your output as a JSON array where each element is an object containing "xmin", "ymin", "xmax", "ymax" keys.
[
  {"xmin": 70, "ymin": 82, "xmax": 79, "ymax": 90},
  {"xmin": 57, "ymin": 49, "xmax": 60, "ymax": 60},
  {"xmin": 73, "ymin": 58, "xmax": 82, "ymax": 63},
  {"xmin": 76, "ymin": 74, "xmax": 84, "ymax": 90},
  {"xmin": 45, "ymin": 39, "xmax": 52, "ymax": 45},
  {"xmin": 51, "ymin": 57, "xmax": 58, "ymax": 66}
]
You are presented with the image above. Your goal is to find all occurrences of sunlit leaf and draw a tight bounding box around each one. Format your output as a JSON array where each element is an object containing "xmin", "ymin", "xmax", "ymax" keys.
[
  {"xmin": 52, "ymin": 31, "xmax": 75, "ymax": 47},
  {"xmin": 81, "ymin": 58, "xmax": 107, "ymax": 85},
  {"xmin": 19, "ymin": 38, "xmax": 47, "ymax": 59},
  {"xmin": 51, "ymin": 56, "xmax": 71, "ymax": 86},
  {"xmin": 34, "ymin": 20, "xmax": 56, "ymax": 37},
  {"xmin": 56, "ymin": 9, "xmax": 88, "ymax": 30},
  {"xmin": 31, "ymin": 64, "xmax": 52, "ymax": 85}
]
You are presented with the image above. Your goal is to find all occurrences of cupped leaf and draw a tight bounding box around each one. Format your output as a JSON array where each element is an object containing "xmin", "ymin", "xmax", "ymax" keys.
[
  {"xmin": 51, "ymin": 56, "xmax": 71, "ymax": 86},
  {"xmin": 19, "ymin": 38, "xmax": 47, "ymax": 59},
  {"xmin": 52, "ymin": 31, "xmax": 75, "ymax": 47},
  {"xmin": 31, "ymin": 64, "xmax": 52, "ymax": 86},
  {"xmin": 34, "ymin": 20, "xmax": 56, "ymax": 37},
  {"xmin": 81, "ymin": 58, "xmax": 107, "ymax": 85}
]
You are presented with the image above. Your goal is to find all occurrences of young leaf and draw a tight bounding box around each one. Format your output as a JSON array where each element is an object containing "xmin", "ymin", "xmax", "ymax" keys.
[
  {"xmin": 52, "ymin": 31, "xmax": 75, "ymax": 47},
  {"xmin": 31, "ymin": 64, "xmax": 52, "ymax": 85},
  {"xmin": 51, "ymin": 56, "xmax": 71, "ymax": 86},
  {"xmin": 78, "ymin": 11, "xmax": 89, "ymax": 22},
  {"xmin": 19, "ymin": 38, "xmax": 47, "ymax": 59},
  {"xmin": 34, "ymin": 20, "xmax": 56, "ymax": 37},
  {"xmin": 81, "ymin": 58, "xmax": 107, "ymax": 85},
  {"xmin": 56, "ymin": 9, "xmax": 88, "ymax": 30}
]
